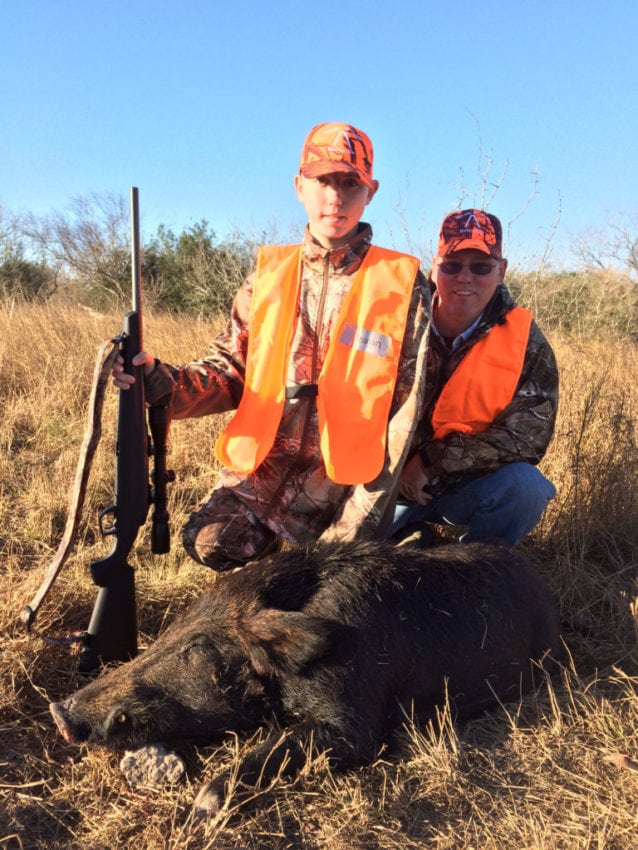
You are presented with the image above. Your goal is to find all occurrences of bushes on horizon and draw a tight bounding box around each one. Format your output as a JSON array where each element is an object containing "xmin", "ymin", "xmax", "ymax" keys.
[
  {"xmin": 1, "ymin": 190, "xmax": 637, "ymax": 337},
  {"xmin": 508, "ymin": 267, "xmax": 638, "ymax": 340},
  {"xmin": 0, "ymin": 193, "xmax": 257, "ymax": 315},
  {"xmin": 141, "ymin": 220, "xmax": 255, "ymax": 315},
  {"xmin": 0, "ymin": 254, "xmax": 58, "ymax": 301}
]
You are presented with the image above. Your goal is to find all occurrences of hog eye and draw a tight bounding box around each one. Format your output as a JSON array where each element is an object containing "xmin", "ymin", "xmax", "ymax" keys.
[{"xmin": 106, "ymin": 706, "xmax": 132, "ymax": 733}]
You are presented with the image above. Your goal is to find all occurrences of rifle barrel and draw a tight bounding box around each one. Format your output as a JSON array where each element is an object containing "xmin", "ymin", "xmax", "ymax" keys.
[{"xmin": 130, "ymin": 187, "xmax": 143, "ymax": 333}]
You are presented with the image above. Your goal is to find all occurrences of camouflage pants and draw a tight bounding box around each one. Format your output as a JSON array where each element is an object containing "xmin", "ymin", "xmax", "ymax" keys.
[{"xmin": 182, "ymin": 487, "xmax": 279, "ymax": 569}]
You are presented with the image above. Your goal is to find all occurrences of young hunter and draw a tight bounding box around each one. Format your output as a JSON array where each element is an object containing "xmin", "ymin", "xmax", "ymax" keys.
[
  {"xmin": 113, "ymin": 122, "xmax": 431, "ymax": 568},
  {"xmin": 391, "ymin": 209, "xmax": 558, "ymax": 547}
]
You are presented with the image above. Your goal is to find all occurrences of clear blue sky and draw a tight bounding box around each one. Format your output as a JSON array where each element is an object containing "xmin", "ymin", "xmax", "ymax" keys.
[{"xmin": 2, "ymin": 0, "xmax": 636, "ymax": 269}]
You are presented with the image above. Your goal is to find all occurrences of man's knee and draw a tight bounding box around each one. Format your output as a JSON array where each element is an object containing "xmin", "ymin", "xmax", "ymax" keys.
[
  {"xmin": 502, "ymin": 463, "xmax": 556, "ymax": 507},
  {"xmin": 463, "ymin": 463, "xmax": 556, "ymax": 545}
]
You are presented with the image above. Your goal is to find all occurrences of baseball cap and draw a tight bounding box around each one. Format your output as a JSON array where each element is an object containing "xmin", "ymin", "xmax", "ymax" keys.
[
  {"xmin": 299, "ymin": 122, "xmax": 374, "ymax": 188},
  {"xmin": 437, "ymin": 209, "xmax": 503, "ymax": 258}
]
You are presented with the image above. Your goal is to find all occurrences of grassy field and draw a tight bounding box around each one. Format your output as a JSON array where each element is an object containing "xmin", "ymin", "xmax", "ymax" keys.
[{"xmin": 1, "ymin": 302, "xmax": 638, "ymax": 849}]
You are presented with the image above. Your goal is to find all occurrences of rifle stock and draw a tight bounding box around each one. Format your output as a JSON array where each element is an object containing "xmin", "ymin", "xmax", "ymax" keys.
[{"xmin": 80, "ymin": 188, "xmax": 172, "ymax": 673}]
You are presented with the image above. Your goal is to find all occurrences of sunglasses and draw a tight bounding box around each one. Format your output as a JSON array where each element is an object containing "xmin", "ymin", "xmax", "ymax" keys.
[{"xmin": 437, "ymin": 260, "xmax": 499, "ymax": 276}]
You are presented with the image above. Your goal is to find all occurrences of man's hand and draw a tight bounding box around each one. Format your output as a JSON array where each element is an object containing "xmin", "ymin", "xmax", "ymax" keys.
[{"xmin": 398, "ymin": 453, "xmax": 433, "ymax": 505}]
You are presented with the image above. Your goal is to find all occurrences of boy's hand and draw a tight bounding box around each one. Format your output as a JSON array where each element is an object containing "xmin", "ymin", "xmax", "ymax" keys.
[
  {"xmin": 399, "ymin": 454, "xmax": 433, "ymax": 505},
  {"xmin": 112, "ymin": 351, "xmax": 155, "ymax": 390}
]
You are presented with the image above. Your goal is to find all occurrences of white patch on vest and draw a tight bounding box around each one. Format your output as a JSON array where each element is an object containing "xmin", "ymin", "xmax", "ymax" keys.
[{"xmin": 339, "ymin": 322, "xmax": 391, "ymax": 357}]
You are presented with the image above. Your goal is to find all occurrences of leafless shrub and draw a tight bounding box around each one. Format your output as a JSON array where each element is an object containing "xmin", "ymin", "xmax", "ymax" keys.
[
  {"xmin": 27, "ymin": 192, "xmax": 131, "ymax": 305},
  {"xmin": 571, "ymin": 213, "xmax": 638, "ymax": 280}
]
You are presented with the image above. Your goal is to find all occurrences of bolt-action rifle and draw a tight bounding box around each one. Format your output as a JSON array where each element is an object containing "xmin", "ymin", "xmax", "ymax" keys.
[
  {"xmin": 79, "ymin": 186, "xmax": 174, "ymax": 671},
  {"xmin": 20, "ymin": 187, "xmax": 174, "ymax": 673}
]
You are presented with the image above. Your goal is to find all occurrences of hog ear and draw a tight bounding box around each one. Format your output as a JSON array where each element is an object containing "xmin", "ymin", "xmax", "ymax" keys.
[{"xmin": 243, "ymin": 609, "xmax": 331, "ymax": 677}]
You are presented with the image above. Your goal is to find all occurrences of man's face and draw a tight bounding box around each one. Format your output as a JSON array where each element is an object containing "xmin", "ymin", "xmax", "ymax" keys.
[
  {"xmin": 294, "ymin": 172, "xmax": 378, "ymax": 249},
  {"xmin": 431, "ymin": 248, "xmax": 507, "ymax": 329}
]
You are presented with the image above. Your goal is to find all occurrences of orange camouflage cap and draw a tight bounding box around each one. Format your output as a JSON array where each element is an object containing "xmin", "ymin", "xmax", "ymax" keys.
[
  {"xmin": 437, "ymin": 209, "xmax": 503, "ymax": 258},
  {"xmin": 299, "ymin": 123, "xmax": 374, "ymax": 188}
]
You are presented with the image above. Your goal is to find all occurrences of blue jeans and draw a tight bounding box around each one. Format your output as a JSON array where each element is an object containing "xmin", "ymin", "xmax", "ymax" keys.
[{"xmin": 391, "ymin": 462, "xmax": 556, "ymax": 546}]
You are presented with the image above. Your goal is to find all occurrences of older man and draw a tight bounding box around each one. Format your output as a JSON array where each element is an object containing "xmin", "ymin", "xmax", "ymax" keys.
[{"xmin": 392, "ymin": 209, "xmax": 558, "ymax": 546}]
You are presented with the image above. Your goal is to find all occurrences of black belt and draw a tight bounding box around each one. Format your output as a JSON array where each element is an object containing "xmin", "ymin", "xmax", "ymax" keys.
[{"xmin": 285, "ymin": 383, "xmax": 318, "ymax": 399}]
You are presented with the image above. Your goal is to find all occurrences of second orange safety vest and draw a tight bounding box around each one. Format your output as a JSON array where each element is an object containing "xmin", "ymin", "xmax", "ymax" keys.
[
  {"xmin": 431, "ymin": 305, "xmax": 533, "ymax": 440},
  {"xmin": 216, "ymin": 244, "xmax": 420, "ymax": 484}
]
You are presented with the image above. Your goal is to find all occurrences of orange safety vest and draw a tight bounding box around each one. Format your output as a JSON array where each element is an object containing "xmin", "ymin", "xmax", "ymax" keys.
[
  {"xmin": 216, "ymin": 244, "xmax": 420, "ymax": 484},
  {"xmin": 431, "ymin": 306, "xmax": 533, "ymax": 440}
]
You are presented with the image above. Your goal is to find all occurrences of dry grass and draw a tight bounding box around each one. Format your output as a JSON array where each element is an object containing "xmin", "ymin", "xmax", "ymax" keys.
[{"xmin": 1, "ymin": 303, "xmax": 638, "ymax": 849}]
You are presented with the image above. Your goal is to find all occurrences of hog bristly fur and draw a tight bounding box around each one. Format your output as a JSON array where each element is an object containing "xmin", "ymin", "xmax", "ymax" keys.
[{"xmin": 50, "ymin": 539, "xmax": 564, "ymax": 816}]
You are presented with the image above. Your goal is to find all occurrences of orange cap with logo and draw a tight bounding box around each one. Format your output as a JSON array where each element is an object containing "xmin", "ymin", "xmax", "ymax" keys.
[
  {"xmin": 299, "ymin": 122, "xmax": 374, "ymax": 188},
  {"xmin": 437, "ymin": 209, "xmax": 503, "ymax": 258}
]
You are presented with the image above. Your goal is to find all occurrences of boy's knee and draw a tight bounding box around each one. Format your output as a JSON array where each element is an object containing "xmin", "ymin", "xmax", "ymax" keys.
[
  {"xmin": 182, "ymin": 525, "xmax": 239, "ymax": 571},
  {"xmin": 182, "ymin": 497, "xmax": 278, "ymax": 569}
]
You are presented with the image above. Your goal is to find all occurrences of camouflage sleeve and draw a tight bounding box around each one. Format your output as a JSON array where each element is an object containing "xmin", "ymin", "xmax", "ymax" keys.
[
  {"xmin": 423, "ymin": 322, "xmax": 558, "ymax": 496},
  {"xmin": 144, "ymin": 274, "xmax": 254, "ymax": 419},
  {"xmin": 320, "ymin": 270, "xmax": 432, "ymax": 542}
]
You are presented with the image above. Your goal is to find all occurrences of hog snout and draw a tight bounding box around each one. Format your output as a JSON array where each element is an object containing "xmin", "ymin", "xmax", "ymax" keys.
[{"xmin": 50, "ymin": 700, "xmax": 90, "ymax": 744}]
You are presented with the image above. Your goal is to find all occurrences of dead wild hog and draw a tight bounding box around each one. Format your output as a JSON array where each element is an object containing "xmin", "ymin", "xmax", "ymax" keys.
[{"xmin": 50, "ymin": 539, "xmax": 563, "ymax": 818}]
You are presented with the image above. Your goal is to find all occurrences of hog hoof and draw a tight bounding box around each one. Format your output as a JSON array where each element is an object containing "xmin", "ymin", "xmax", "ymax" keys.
[
  {"xmin": 120, "ymin": 743, "xmax": 186, "ymax": 789},
  {"xmin": 192, "ymin": 782, "xmax": 222, "ymax": 821}
]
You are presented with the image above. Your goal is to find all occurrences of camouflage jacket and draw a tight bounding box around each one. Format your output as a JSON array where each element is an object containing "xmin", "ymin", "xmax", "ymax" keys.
[
  {"xmin": 417, "ymin": 284, "xmax": 558, "ymax": 497},
  {"xmin": 145, "ymin": 224, "xmax": 431, "ymax": 544}
]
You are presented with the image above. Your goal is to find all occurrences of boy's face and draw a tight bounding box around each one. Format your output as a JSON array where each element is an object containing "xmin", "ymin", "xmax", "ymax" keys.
[{"xmin": 294, "ymin": 172, "xmax": 378, "ymax": 249}]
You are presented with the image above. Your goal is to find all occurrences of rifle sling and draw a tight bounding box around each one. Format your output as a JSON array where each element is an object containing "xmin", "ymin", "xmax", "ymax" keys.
[{"xmin": 20, "ymin": 338, "xmax": 120, "ymax": 635}]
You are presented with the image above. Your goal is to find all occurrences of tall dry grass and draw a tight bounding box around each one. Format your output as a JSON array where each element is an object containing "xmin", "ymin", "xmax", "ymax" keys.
[{"xmin": 1, "ymin": 303, "xmax": 638, "ymax": 850}]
